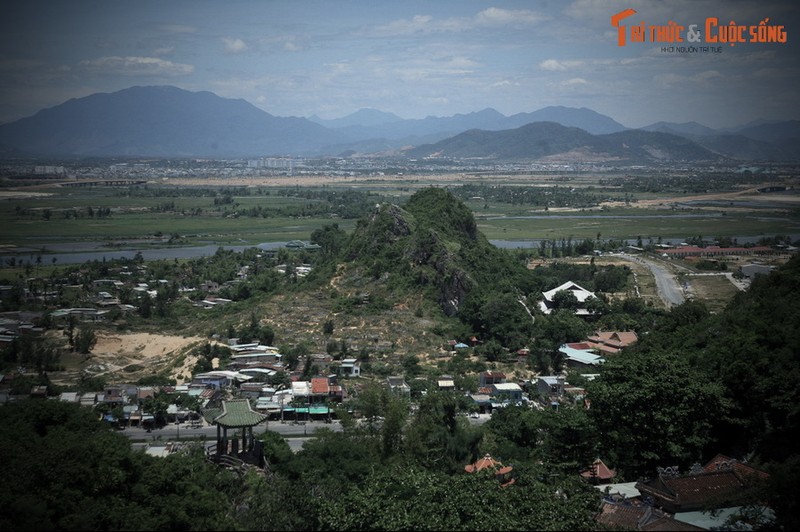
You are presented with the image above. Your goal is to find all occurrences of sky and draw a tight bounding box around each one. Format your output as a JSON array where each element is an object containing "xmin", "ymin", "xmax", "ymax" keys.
[{"xmin": 0, "ymin": 0, "xmax": 798, "ymax": 129}]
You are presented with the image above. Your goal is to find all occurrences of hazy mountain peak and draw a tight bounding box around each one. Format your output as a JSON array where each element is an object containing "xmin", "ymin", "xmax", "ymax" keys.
[
  {"xmin": 309, "ymin": 108, "xmax": 404, "ymax": 128},
  {"xmin": 0, "ymin": 85, "xmax": 792, "ymax": 160},
  {"xmin": 641, "ymin": 121, "xmax": 717, "ymax": 137}
]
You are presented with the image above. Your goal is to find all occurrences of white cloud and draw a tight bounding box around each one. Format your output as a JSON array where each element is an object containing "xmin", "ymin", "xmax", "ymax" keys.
[
  {"xmin": 78, "ymin": 56, "xmax": 194, "ymax": 76},
  {"xmin": 153, "ymin": 47, "xmax": 175, "ymax": 57},
  {"xmin": 373, "ymin": 15, "xmax": 433, "ymax": 36},
  {"xmin": 562, "ymin": 78, "xmax": 589, "ymax": 86},
  {"xmin": 539, "ymin": 59, "xmax": 584, "ymax": 71},
  {"xmin": 491, "ymin": 79, "xmax": 519, "ymax": 88},
  {"xmin": 222, "ymin": 37, "xmax": 248, "ymax": 54},
  {"xmin": 369, "ymin": 7, "xmax": 544, "ymax": 37},
  {"xmin": 474, "ymin": 7, "xmax": 545, "ymax": 26}
]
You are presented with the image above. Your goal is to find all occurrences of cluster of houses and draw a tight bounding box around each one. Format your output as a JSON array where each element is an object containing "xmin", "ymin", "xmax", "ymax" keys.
[{"xmin": 559, "ymin": 330, "xmax": 639, "ymax": 369}]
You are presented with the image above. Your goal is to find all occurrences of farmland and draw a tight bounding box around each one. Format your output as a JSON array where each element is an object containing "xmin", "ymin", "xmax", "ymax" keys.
[{"xmin": 2, "ymin": 166, "xmax": 799, "ymax": 258}]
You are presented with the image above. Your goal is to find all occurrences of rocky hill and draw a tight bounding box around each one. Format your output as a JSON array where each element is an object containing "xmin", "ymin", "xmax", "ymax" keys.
[{"xmin": 342, "ymin": 187, "xmax": 526, "ymax": 317}]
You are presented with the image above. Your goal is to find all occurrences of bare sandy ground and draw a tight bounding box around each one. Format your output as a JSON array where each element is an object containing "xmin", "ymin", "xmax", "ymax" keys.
[{"xmin": 92, "ymin": 332, "xmax": 206, "ymax": 384}]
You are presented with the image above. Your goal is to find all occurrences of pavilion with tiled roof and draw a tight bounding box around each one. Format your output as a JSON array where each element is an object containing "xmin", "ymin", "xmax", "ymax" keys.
[
  {"xmin": 202, "ymin": 399, "xmax": 268, "ymax": 465},
  {"xmin": 581, "ymin": 458, "xmax": 617, "ymax": 485},
  {"xmin": 464, "ymin": 453, "xmax": 515, "ymax": 487}
]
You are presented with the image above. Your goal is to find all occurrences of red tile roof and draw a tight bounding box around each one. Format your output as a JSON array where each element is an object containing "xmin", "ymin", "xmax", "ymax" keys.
[
  {"xmin": 636, "ymin": 466, "xmax": 765, "ymax": 513},
  {"xmin": 581, "ymin": 458, "xmax": 617, "ymax": 481},
  {"xmin": 310, "ymin": 377, "xmax": 330, "ymax": 394},
  {"xmin": 595, "ymin": 501, "xmax": 704, "ymax": 531},
  {"xmin": 702, "ymin": 454, "xmax": 770, "ymax": 479},
  {"xmin": 465, "ymin": 454, "xmax": 505, "ymax": 473},
  {"xmin": 566, "ymin": 342, "xmax": 596, "ymax": 351}
]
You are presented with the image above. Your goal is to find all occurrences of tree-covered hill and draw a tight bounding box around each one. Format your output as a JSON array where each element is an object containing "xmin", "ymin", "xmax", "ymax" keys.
[
  {"xmin": 341, "ymin": 187, "xmax": 528, "ymax": 318},
  {"xmin": 687, "ymin": 253, "xmax": 800, "ymax": 463}
]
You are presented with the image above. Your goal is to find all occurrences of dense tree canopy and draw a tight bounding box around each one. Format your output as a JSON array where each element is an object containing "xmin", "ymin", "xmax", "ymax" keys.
[
  {"xmin": 0, "ymin": 400, "xmax": 240, "ymax": 531},
  {"xmin": 586, "ymin": 349, "xmax": 729, "ymax": 479}
]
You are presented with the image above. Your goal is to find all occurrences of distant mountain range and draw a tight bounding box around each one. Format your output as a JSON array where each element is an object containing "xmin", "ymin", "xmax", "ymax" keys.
[
  {"xmin": 405, "ymin": 122, "xmax": 721, "ymax": 163},
  {"xmin": 0, "ymin": 85, "xmax": 797, "ymax": 161}
]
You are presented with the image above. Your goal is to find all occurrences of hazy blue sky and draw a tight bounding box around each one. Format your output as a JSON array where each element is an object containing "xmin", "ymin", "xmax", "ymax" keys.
[{"xmin": 1, "ymin": 0, "xmax": 797, "ymax": 128}]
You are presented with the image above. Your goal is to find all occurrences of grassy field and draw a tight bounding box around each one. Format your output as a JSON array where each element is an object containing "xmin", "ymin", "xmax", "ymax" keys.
[
  {"xmin": 683, "ymin": 274, "xmax": 741, "ymax": 313},
  {"xmin": 474, "ymin": 210, "xmax": 800, "ymax": 242},
  {"xmin": 1, "ymin": 175, "xmax": 798, "ymax": 253}
]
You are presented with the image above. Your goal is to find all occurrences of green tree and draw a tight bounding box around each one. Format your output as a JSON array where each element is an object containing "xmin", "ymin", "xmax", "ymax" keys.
[
  {"xmin": 587, "ymin": 350, "xmax": 729, "ymax": 478},
  {"xmin": 73, "ymin": 325, "xmax": 97, "ymax": 355},
  {"xmin": 0, "ymin": 400, "xmax": 239, "ymax": 531},
  {"xmin": 404, "ymin": 391, "xmax": 482, "ymax": 474},
  {"xmin": 316, "ymin": 465, "xmax": 600, "ymax": 531}
]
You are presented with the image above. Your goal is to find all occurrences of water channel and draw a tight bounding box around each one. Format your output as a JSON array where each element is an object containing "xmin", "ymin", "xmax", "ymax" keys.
[{"xmin": 2, "ymin": 234, "xmax": 797, "ymax": 267}]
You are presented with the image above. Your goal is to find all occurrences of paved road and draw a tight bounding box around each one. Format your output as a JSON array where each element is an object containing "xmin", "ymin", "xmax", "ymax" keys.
[
  {"xmin": 123, "ymin": 414, "xmax": 491, "ymax": 453},
  {"xmin": 621, "ymin": 253, "xmax": 685, "ymax": 307},
  {"xmin": 121, "ymin": 419, "xmax": 343, "ymax": 443}
]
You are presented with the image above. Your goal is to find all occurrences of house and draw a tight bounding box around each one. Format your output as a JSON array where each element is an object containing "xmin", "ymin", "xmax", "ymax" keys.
[
  {"xmin": 239, "ymin": 382, "xmax": 273, "ymax": 399},
  {"xmin": 563, "ymin": 384, "xmax": 587, "ymax": 404},
  {"xmin": 237, "ymin": 367, "xmax": 277, "ymax": 382},
  {"xmin": 192, "ymin": 370, "xmax": 253, "ymax": 389},
  {"xmin": 585, "ymin": 331, "xmax": 638, "ymax": 355},
  {"xmin": 310, "ymin": 376, "xmax": 340, "ymax": 403},
  {"xmin": 437, "ymin": 375, "xmax": 456, "ymax": 391},
  {"xmin": 535, "ymin": 375, "xmax": 565, "ymax": 397},
  {"xmin": 340, "ymin": 358, "xmax": 361, "ymax": 377},
  {"xmin": 661, "ymin": 245, "xmax": 774, "ymax": 259},
  {"xmin": 468, "ymin": 392, "xmax": 493, "ymax": 413},
  {"xmin": 595, "ymin": 481, "xmax": 641, "ymax": 502},
  {"xmin": 538, "ymin": 281, "xmax": 598, "ymax": 316},
  {"xmin": 491, "ymin": 382, "xmax": 523, "ymax": 403},
  {"xmin": 59, "ymin": 391, "xmax": 80, "ymax": 403},
  {"xmin": 80, "ymin": 392, "xmax": 99, "ymax": 407},
  {"xmin": 50, "ymin": 307, "xmax": 109, "ymax": 323},
  {"xmin": 479, "ymin": 371, "xmax": 506, "ymax": 387},
  {"xmin": 559, "ymin": 343, "xmax": 605, "ymax": 368},
  {"xmin": 290, "ymin": 380, "xmax": 310, "ymax": 398},
  {"xmin": 230, "ymin": 348, "xmax": 282, "ymax": 366},
  {"xmin": 387, "ymin": 376, "xmax": 411, "ymax": 396}
]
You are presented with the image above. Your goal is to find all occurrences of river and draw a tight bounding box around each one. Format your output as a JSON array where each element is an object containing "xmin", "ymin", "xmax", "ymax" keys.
[{"xmin": 1, "ymin": 235, "xmax": 797, "ymax": 266}]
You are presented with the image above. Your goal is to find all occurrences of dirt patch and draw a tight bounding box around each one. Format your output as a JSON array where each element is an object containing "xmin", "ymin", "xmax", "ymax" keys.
[{"xmin": 84, "ymin": 332, "xmax": 206, "ymax": 384}]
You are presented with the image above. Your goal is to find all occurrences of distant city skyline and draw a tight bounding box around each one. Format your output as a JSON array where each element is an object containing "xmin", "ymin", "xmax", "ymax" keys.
[{"xmin": 1, "ymin": 0, "xmax": 798, "ymax": 129}]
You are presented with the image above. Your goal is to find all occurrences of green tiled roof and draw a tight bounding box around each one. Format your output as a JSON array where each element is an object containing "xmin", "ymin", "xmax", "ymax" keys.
[{"xmin": 210, "ymin": 399, "xmax": 268, "ymax": 428}]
